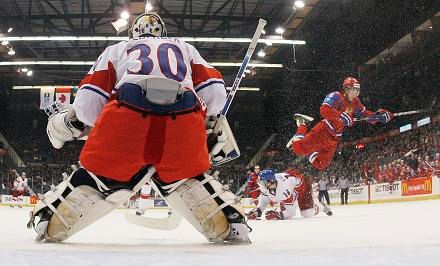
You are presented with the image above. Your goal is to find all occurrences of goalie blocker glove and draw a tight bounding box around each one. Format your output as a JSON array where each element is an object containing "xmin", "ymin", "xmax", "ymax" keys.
[
  {"xmin": 46, "ymin": 105, "xmax": 88, "ymax": 149},
  {"xmin": 205, "ymin": 115, "xmax": 240, "ymax": 166}
]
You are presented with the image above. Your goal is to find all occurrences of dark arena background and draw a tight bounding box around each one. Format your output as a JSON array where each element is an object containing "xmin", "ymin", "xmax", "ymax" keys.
[{"xmin": 0, "ymin": 1, "xmax": 439, "ymax": 265}]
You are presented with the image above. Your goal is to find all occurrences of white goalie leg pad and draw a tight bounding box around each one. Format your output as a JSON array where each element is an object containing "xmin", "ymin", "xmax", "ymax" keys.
[
  {"xmin": 163, "ymin": 172, "xmax": 249, "ymax": 243},
  {"xmin": 206, "ymin": 115, "xmax": 240, "ymax": 166},
  {"xmin": 30, "ymin": 166, "xmax": 156, "ymax": 242}
]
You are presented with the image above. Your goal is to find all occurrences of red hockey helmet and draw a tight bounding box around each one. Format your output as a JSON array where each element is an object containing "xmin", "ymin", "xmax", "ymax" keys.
[
  {"xmin": 343, "ymin": 77, "xmax": 360, "ymax": 89},
  {"xmin": 342, "ymin": 77, "xmax": 360, "ymax": 100}
]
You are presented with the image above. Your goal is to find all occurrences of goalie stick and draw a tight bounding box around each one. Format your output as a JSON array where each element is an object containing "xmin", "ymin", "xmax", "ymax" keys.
[
  {"xmin": 123, "ymin": 166, "xmax": 184, "ymax": 230},
  {"xmin": 209, "ymin": 18, "xmax": 267, "ymax": 166},
  {"xmin": 124, "ymin": 210, "xmax": 182, "ymax": 231},
  {"xmin": 128, "ymin": 19, "xmax": 267, "ymax": 230}
]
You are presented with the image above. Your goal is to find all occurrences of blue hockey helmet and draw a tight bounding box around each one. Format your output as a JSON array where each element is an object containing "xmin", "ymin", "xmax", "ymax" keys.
[{"xmin": 258, "ymin": 169, "xmax": 277, "ymax": 188}]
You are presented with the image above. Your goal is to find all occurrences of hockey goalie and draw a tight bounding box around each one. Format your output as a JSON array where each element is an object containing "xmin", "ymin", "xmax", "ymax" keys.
[
  {"xmin": 247, "ymin": 169, "xmax": 332, "ymax": 220},
  {"xmin": 27, "ymin": 13, "xmax": 249, "ymax": 244}
]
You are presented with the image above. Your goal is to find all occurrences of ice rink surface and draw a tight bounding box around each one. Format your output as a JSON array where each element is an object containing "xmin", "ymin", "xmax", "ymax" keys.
[{"xmin": 1, "ymin": 200, "xmax": 440, "ymax": 266}]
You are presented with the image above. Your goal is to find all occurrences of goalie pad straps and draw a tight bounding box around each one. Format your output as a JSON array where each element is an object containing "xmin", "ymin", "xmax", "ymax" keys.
[
  {"xmin": 161, "ymin": 175, "xmax": 230, "ymax": 224},
  {"xmin": 155, "ymin": 172, "xmax": 249, "ymax": 243},
  {"xmin": 30, "ymin": 165, "xmax": 156, "ymax": 242}
]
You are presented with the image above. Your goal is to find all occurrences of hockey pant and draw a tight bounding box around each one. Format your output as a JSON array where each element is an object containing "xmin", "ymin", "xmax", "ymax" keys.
[
  {"xmin": 79, "ymin": 83, "xmax": 210, "ymax": 184},
  {"xmin": 291, "ymin": 121, "xmax": 339, "ymax": 171}
]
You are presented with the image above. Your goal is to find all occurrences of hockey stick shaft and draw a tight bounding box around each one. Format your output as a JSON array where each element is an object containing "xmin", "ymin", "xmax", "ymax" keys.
[
  {"xmin": 208, "ymin": 19, "xmax": 266, "ymax": 164},
  {"xmin": 393, "ymin": 109, "xmax": 429, "ymax": 117},
  {"xmin": 354, "ymin": 108, "xmax": 429, "ymax": 122},
  {"xmin": 221, "ymin": 18, "xmax": 267, "ymax": 117}
]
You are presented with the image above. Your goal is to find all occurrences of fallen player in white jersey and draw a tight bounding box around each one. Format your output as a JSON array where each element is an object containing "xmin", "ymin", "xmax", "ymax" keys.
[{"xmin": 247, "ymin": 169, "xmax": 332, "ymax": 220}]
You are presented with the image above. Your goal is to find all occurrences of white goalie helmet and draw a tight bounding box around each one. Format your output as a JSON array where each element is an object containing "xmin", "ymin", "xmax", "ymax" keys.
[{"xmin": 129, "ymin": 13, "xmax": 167, "ymax": 39}]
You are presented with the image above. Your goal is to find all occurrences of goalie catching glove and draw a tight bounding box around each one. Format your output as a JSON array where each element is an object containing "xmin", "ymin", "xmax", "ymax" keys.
[
  {"xmin": 206, "ymin": 115, "xmax": 240, "ymax": 166},
  {"xmin": 46, "ymin": 105, "xmax": 88, "ymax": 149}
]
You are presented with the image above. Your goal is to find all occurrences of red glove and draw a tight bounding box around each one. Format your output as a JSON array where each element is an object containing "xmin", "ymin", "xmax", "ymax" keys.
[
  {"xmin": 247, "ymin": 208, "xmax": 262, "ymax": 220},
  {"xmin": 265, "ymin": 210, "xmax": 283, "ymax": 220}
]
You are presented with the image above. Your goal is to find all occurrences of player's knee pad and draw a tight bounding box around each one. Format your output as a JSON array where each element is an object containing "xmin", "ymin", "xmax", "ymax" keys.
[
  {"xmin": 158, "ymin": 172, "xmax": 250, "ymax": 243},
  {"xmin": 28, "ymin": 166, "xmax": 155, "ymax": 242}
]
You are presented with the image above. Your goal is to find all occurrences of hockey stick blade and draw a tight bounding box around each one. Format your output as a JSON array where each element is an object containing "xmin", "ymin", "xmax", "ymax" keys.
[{"xmin": 125, "ymin": 211, "xmax": 183, "ymax": 230}]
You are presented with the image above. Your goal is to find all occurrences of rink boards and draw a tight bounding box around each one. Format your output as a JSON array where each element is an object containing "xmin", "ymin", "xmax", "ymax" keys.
[
  {"xmin": 1, "ymin": 175, "xmax": 439, "ymax": 208},
  {"xmin": 326, "ymin": 175, "xmax": 440, "ymax": 205}
]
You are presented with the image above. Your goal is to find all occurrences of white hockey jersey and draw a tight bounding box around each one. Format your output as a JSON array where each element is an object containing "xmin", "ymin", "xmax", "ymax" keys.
[
  {"xmin": 14, "ymin": 176, "xmax": 28, "ymax": 191},
  {"xmin": 257, "ymin": 172, "xmax": 303, "ymax": 219},
  {"xmin": 73, "ymin": 36, "xmax": 227, "ymax": 126},
  {"xmin": 258, "ymin": 173, "xmax": 302, "ymax": 205}
]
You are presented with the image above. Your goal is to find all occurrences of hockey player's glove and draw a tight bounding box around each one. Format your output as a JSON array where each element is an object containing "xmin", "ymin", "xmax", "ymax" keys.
[
  {"xmin": 339, "ymin": 112, "xmax": 353, "ymax": 127},
  {"xmin": 365, "ymin": 109, "xmax": 393, "ymax": 124},
  {"xmin": 46, "ymin": 106, "xmax": 87, "ymax": 149},
  {"xmin": 265, "ymin": 210, "xmax": 283, "ymax": 220},
  {"xmin": 246, "ymin": 208, "xmax": 262, "ymax": 220}
]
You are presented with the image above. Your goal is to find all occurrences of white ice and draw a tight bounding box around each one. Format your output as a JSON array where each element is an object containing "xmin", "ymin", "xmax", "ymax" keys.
[{"xmin": 1, "ymin": 200, "xmax": 440, "ymax": 266}]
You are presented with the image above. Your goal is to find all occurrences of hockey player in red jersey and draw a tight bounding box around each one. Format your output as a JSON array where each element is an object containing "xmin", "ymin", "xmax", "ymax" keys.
[
  {"xmin": 28, "ymin": 13, "xmax": 249, "ymax": 244},
  {"xmin": 245, "ymin": 165, "xmax": 261, "ymax": 205},
  {"xmin": 246, "ymin": 169, "xmax": 332, "ymax": 220},
  {"xmin": 287, "ymin": 77, "xmax": 394, "ymax": 171}
]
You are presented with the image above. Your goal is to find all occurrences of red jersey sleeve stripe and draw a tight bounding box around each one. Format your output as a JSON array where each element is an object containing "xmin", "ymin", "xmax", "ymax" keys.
[
  {"xmin": 79, "ymin": 61, "xmax": 116, "ymax": 94},
  {"xmin": 190, "ymin": 60, "xmax": 223, "ymax": 87}
]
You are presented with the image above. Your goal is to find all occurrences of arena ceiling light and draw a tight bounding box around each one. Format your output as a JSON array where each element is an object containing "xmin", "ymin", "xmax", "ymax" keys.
[
  {"xmin": 13, "ymin": 85, "xmax": 260, "ymax": 92},
  {"xmin": 294, "ymin": 1, "xmax": 305, "ymax": 9},
  {"xmin": 0, "ymin": 61, "xmax": 94, "ymax": 66},
  {"xmin": 275, "ymin": 27, "xmax": 285, "ymax": 34},
  {"xmin": 0, "ymin": 61, "xmax": 283, "ymax": 68},
  {"xmin": 227, "ymin": 87, "xmax": 260, "ymax": 91},
  {"xmin": 120, "ymin": 10, "xmax": 130, "ymax": 20},
  {"xmin": 0, "ymin": 36, "xmax": 305, "ymax": 45},
  {"xmin": 210, "ymin": 62, "xmax": 282, "ymax": 68}
]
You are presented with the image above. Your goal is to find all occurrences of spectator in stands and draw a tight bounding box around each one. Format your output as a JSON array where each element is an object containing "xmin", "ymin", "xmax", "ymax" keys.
[
  {"xmin": 337, "ymin": 176, "xmax": 350, "ymax": 205},
  {"xmin": 318, "ymin": 176, "xmax": 331, "ymax": 205}
]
